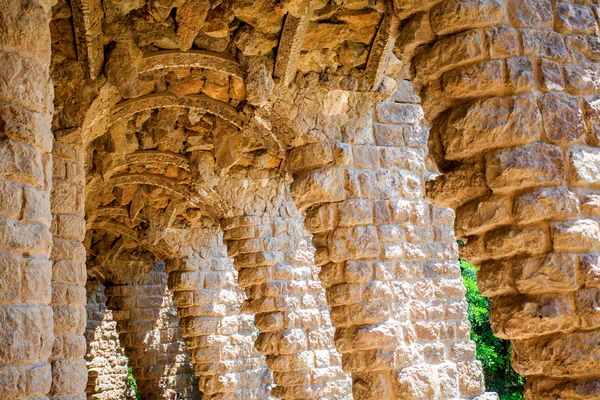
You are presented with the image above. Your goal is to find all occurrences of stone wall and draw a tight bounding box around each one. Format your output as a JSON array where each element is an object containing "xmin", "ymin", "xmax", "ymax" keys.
[
  {"xmin": 85, "ymin": 283, "xmax": 132, "ymax": 400},
  {"xmin": 396, "ymin": 0, "xmax": 600, "ymax": 397},
  {"xmin": 281, "ymin": 78, "xmax": 488, "ymax": 398},
  {"xmin": 1, "ymin": 0, "xmax": 600, "ymax": 399},
  {"xmin": 104, "ymin": 263, "xmax": 201, "ymax": 399},
  {"xmin": 0, "ymin": 1, "xmax": 55, "ymax": 398}
]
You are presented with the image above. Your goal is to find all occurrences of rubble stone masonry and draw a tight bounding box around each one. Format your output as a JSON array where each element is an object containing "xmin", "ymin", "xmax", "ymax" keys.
[{"xmin": 0, "ymin": 0, "xmax": 599, "ymax": 399}]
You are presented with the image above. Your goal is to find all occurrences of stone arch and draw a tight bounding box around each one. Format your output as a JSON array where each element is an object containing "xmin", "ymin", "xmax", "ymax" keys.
[
  {"xmin": 217, "ymin": 174, "xmax": 352, "ymax": 399},
  {"xmin": 393, "ymin": 1, "xmax": 600, "ymax": 398},
  {"xmin": 164, "ymin": 224, "xmax": 272, "ymax": 399},
  {"xmin": 282, "ymin": 82, "xmax": 485, "ymax": 399}
]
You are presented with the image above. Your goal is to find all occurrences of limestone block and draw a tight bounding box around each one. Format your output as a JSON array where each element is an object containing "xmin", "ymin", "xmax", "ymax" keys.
[
  {"xmin": 540, "ymin": 59, "xmax": 565, "ymax": 92},
  {"xmin": 513, "ymin": 186, "xmax": 579, "ymax": 225},
  {"xmin": 0, "ymin": 362, "xmax": 51, "ymax": 398},
  {"xmin": 505, "ymin": 0, "xmax": 552, "ymax": 28},
  {"xmin": 485, "ymin": 225, "xmax": 549, "ymax": 259},
  {"xmin": 0, "ymin": 217, "xmax": 52, "ymax": 256},
  {"xmin": 575, "ymin": 288, "xmax": 600, "ymax": 329},
  {"xmin": 442, "ymin": 60, "xmax": 505, "ymax": 98},
  {"xmin": 457, "ymin": 360, "xmax": 485, "ymax": 397},
  {"xmin": 0, "ymin": 103, "xmax": 52, "ymax": 153},
  {"xmin": 50, "ymin": 358, "xmax": 87, "ymax": 397},
  {"xmin": 540, "ymin": 92, "xmax": 586, "ymax": 145},
  {"xmin": 568, "ymin": 147, "xmax": 600, "ymax": 187},
  {"xmin": 477, "ymin": 258, "xmax": 518, "ymax": 297},
  {"xmin": 0, "ymin": 305, "xmax": 53, "ymax": 364},
  {"xmin": 394, "ymin": 364, "xmax": 438, "ymax": 400},
  {"xmin": 374, "ymin": 123, "xmax": 404, "ymax": 147},
  {"xmin": 580, "ymin": 254, "xmax": 600, "ymax": 288},
  {"xmin": 441, "ymin": 95, "xmax": 542, "ymax": 160},
  {"xmin": 376, "ymin": 103, "xmax": 424, "ymax": 124},
  {"xmin": 565, "ymin": 62, "xmax": 600, "ymax": 94},
  {"xmin": 491, "ymin": 295, "xmax": 578, "ymax": 339},
  {"xmin": 455, "ymin": 196, "xmax": 512, "ymax": 238},
  {"xmin": 485, "ymin": 143, "xmax": 565, "ymax": 193},
  {"xmin": 0, "ymin": 180, "xmax": 22, "ymax": 218},
  {"xmin": 513, "ymin": 253, "xmax": 578, "ymax": 295},
  {"xmin": 414, "ymin": 29, "xmax": 485, "ymax": 79},
  {"xmin": 521, "ymin": 29, "xmax": 569, "ymax": 62},
  {"xmin": 553, "ymin": 220, "xmax": 600, "ymax": 252},
  {"xmin": 0, "ymin": 140, "xmax": 45, "ymax": 187},
  {"xmin": 291, "ymin": 168, "xmax": 345, "ymax": 211},
  {"xmin": 556, "ymin": 3, "xmax": 597, "ymax": 35},
  {"xmin": 485, "ymin": 26, "xmax": 519, "ymax": 58},
  {"xmin": 288, "ymin": 142, "xmax": 334, "ymax": 172},
  {"xmin": 430, "ymin": 0, "xmax": 508, "ymax": 36},
  {"xmin": 426, "ymin": 163, "xmax": 489, "ymax": 208},
  {"xmin": 512, "ymin": 331, "xmax": 600, "ymax": 377}
]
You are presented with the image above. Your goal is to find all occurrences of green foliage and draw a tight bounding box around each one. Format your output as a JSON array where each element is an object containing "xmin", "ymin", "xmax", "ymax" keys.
[
  {"xmin": 459, "ymin": 259, "xmax": 526, "ymax": 400},
  {"xmin": 127, "ymin": 367, "xmax": 141, "ymax": 400}
]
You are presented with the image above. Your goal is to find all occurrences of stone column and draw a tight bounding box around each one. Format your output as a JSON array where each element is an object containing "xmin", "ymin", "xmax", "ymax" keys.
[
  {"xmin": 398, "ymin": 0, "xmax": 600, "ymax": 397},
  {"xmin": 50, "ymin": 119, "xmax": 88, "ymax": 398},
  {"xmin": 220, "ymin": 192, "xmax": 351, "ymax": 399},
  {"xmin": 0, "ymin": 1, "xmax": 55, "ymax": 398},
  {"xmin": 105, "ymin": 264, "xmax": 200, "ymax": 400},
  {"xmin": 165, "ymin": 225, "xmax": 272, "ymax": 399},
  {"xmin": 85, "ymin": 283, "xmax": 130, "ymax": 400},
  {"xmin": 288, "ymin": 86, "xmax": 486, "ymax": 399}
]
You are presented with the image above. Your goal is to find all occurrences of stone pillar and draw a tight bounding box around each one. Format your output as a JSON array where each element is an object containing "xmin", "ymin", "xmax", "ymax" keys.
[
  {"xmin": 165, "ymin": 224, "xmax": 272, "ymax": 399},
  {"xmin": 85, "ymin": 283, "xmax": 131, "ymax": 400},
  {"xmin": 50, "ymin": 114, "xmax": 88, "ymax": 398},
  {"xmin": 287, "ymin": 85, "xmax": 486, "ymax": 399},
  {"xmin": 220, "ymin": 192, "xmax": 351, "ymax": 399},
  {"xmin": 399, "ymin": 0, "xmax": 600, "ymax": 397},
  {"xmin": 0, "ymin": 1, "xmax": 55, "ymax": 398},
  {"xmin": 105, "ymin": 264, "xmax": 200, "ymax": 400}
]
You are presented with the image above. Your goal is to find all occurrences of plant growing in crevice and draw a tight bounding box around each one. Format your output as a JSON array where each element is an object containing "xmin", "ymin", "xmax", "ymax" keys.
[
  {"xmin": 126, "ymin": 367, "xmax": 141, "ymax": 400},
  {"xmin": 460, "ymin": 258, "xmax": 526, "ymax": 400}
]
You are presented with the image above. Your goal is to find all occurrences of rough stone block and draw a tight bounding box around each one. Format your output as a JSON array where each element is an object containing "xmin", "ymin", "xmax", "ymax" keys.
[
  {"xmin": 455, "ymin": 196, "xmax": 512, "ymax": 237},
  {"xmin": 375, "ymin": 103, "xmax": 424, "ymax": 124},
  {"xmin": 485, "ymin": 143, "xmax": 565, "ymax": 193},
  {"xmin": 414, "ymin": 29, "xmax": 485, "ymax": 78},
  {"xmin": 442, "ymin": 95, "xmax": 541, "ymax": 160},
  {"xmin": 553, "ymin": 220, "xmax": 600, "ymax": 252},
  {"xmin": 426, "ymin": 164, "xmax": 489, "ymax": 209},
  {"xmin": 580, "ymin": 254, "xmax": 600, "ymax": 288},
  {"xmin": 491, "ymin": 294, "xmax": 578, "ymax": 339},
  {"xmin": 291, "ymin": 168, "xmax": 345, "ymax": 211},
  {"xmin": 442, "ymin": 60, "xmax": 505, "ymax": 98},
  {"xmin": 513, "ymin": 253, "xmax": 578, "ymax": 295},
  {"xmin": 540, "ymin": 92, "xmax": 586, "ymax": 145},
  {"xmin": 485, "ymin": 225, "xmax": 549, "ymax": 259},
  {"xmin": 0, "ymin": 140, "xmax": 44, "ymax": 187},
  {"xmin": 430, "ymin": 0, "xmax": 507, "ymax": 36},
  {"xmin": 565, "ymin": 62, "xmax": 600, "ymax": 95},
  {"xmin": 506, "ymin": 0, "xmax": 553, "ymax": 28},
  {"xmin": 556, "ymin": 3, "xmax": 597, "ymax": 35},
  {"xmin": 521, "ymin": 29, "xmax": 569, "ymax": 62},
  {"xmin": 575, "ymin": 288, "xmax": 600, "ymax": 329},
  {"xmin": 568, "ymin": 147, "xmax": 600, "ymax": 187},
  {"xmin": 513, "ymin": 186, "xmax": 579, "ymax": 225}
]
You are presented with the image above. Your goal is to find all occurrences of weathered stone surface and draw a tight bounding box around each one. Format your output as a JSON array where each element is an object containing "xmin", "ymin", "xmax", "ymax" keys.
[
  {"xmin": 513, "ymin": 186, "xmax": 579, "ymax": 225},
  {"xmin": 485, "ymin": 143, "xmax": 565, "ymax": 193},
  {"xmin": 426, "ymin": 164, "xmax": 489, "ymax": 209},
  {"xmin": 430, "ymin": 0, "xmax": 507, "ymax": 36},
  {"xmin": 441, "ymin": 95, "xmax": 542, "ymax": 160}
]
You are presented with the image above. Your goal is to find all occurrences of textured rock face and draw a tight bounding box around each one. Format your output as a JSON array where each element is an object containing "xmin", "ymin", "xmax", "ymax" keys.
[
  {"xmin": 1, "ymin": 0, "xmax": 600, "ymax": 399},
  {"xmin": 404, "ymin": 0, "xmax": 600, "ymax": 398}
]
